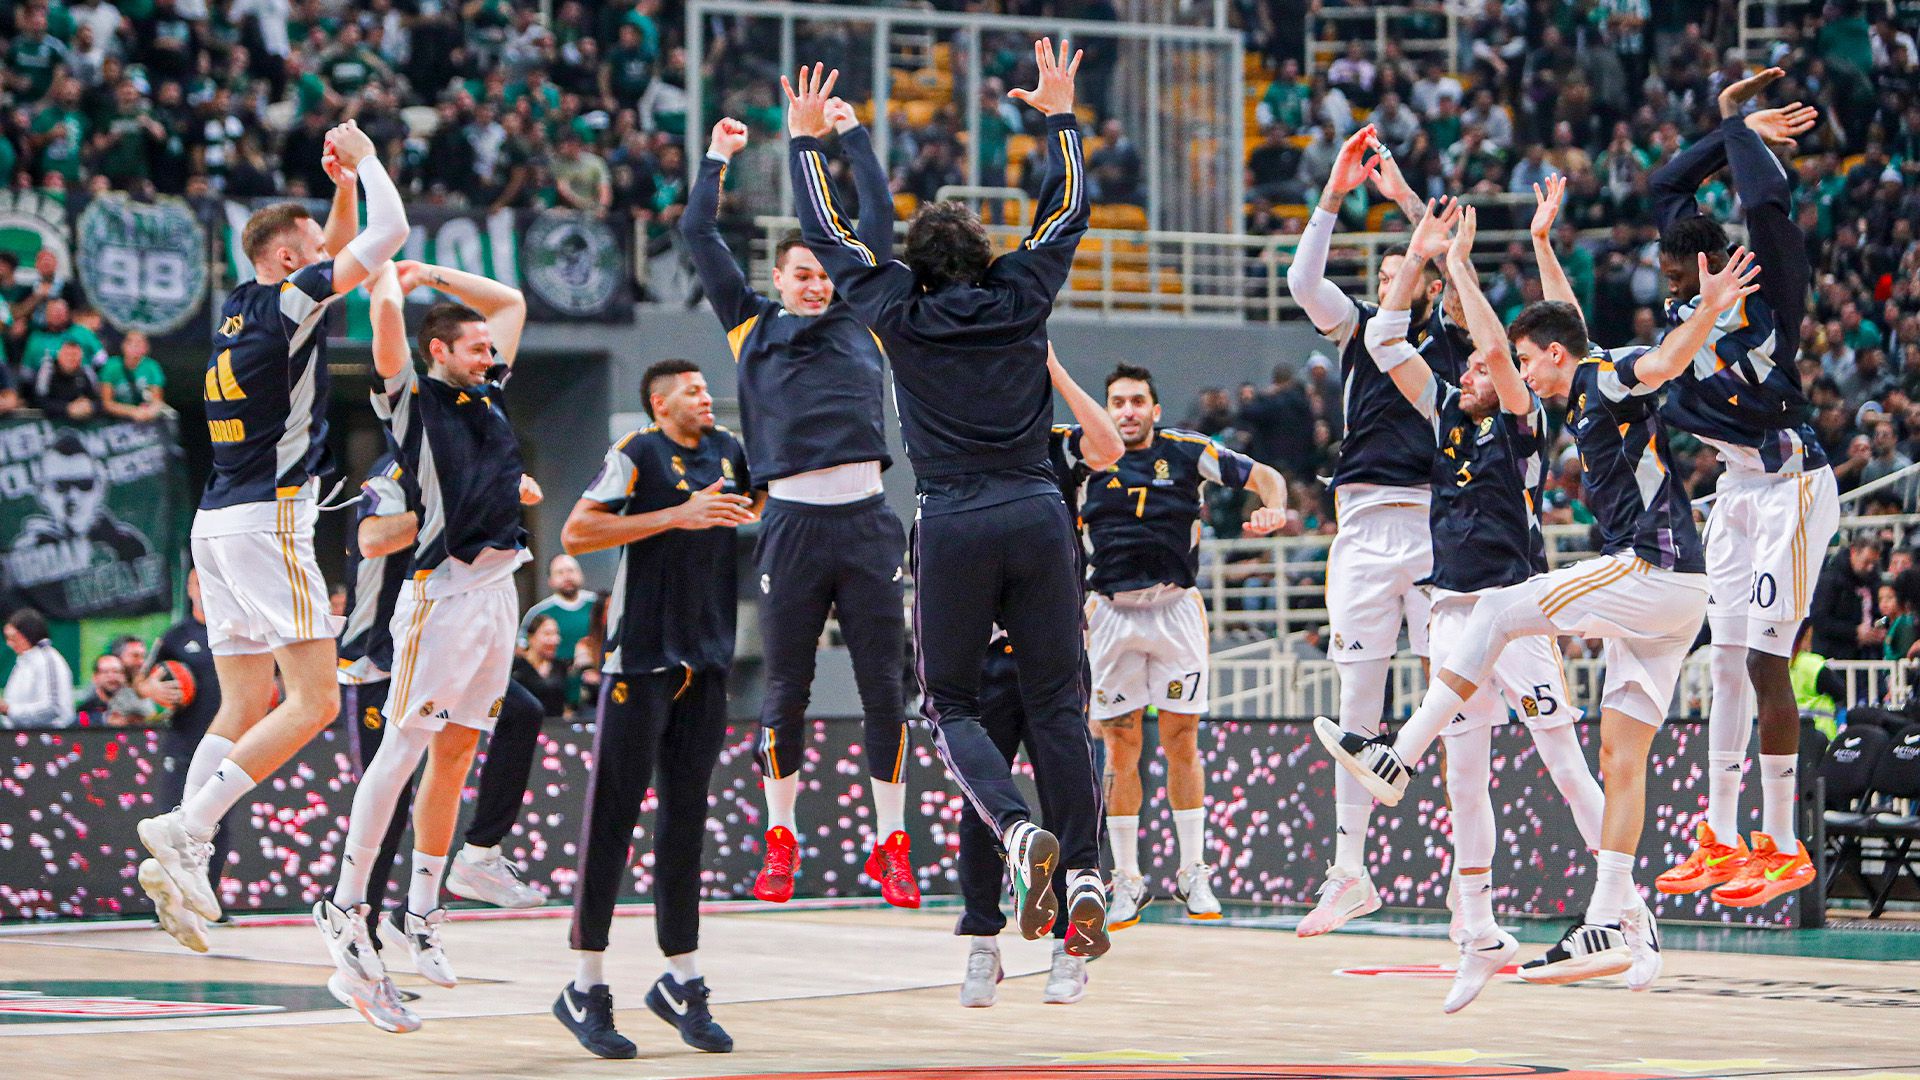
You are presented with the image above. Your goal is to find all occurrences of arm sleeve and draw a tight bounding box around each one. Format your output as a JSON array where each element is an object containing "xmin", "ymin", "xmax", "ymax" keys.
[
  {"xmin": 839, "ymin": 126, "xmax": 895, "ymax": 261},
  {"xmin": 679, "ymin": 152, "xmax": 760, "ymax": 328},
  {"xmin": 789, "ymin": 135, "xmax": 916, "ymax": 328},
  {"xmin": 1647, "ymin": 123, "xmax": 1729, "ymax": 232},
  {"xmin": 582, "ymin": 442, "xmax": 638, "ymax": 508},
  {"xmin": 1286, "ymin": 207, "xmax": 1360, "ymax": 344},
  {"xmin": 344, "ymin": 157, "xmax": 409, "ymax": 273},
  {"xmin": 1722, "ymin": 117, "xmax": 1809, "ymax": 335},
  {"xmin": 987, "ymin": 113, "xmax": 1090, "ymax": 298}
]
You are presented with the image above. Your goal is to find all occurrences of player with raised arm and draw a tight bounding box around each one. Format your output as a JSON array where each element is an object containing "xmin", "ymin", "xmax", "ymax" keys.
[
  {"xmin": 1319, "ymin": 246, "xmax": 1762, "ymax": 987},
  {"xmin": 315, "ymin": 259, "xmax": 536, "ymax": 1032},
  {"xmin": 784, "ymin": 47, "xmax": 1113, "ymax": 958},
  {"xmin": 1640, "ymin": 69, "xmax": 1835, "ymax": 908},
  {"xmin": 1284, "ymin": 123, "xmax": 1472, "ymax": 937},
  {"xmin": 137, "ymin": 120, "xmax": 410, "ymax": 953},
  {"xmin": 681, "ymin": 108, "xmax": 916, "ymax": 909},
  {"xmin": 1360, "ymin": 200, "xmax": 1605, "ymax": 1010}
]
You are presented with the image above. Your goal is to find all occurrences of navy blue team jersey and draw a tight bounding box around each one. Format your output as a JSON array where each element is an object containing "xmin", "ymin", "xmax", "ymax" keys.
[
  {"xmin": 1326, "ymin": 301, "xmax": 1471, "ymax": 492},
  {"xmin": 338, "ymin": 453, "xmax": 418, "ymax": 679},
  {"xmin": 1416, "ymin": 377, "xmax": 1549, "ymax": 593},
  {"xmin": 1565, "ymin": 349, "xmax": 1705, "ymax": 573},
  {"xmin": 1660, "ymin": 292, "xmax": 1826, "ymax": 474},
  {"xmin": 682, "ymin": 146, "xmax": 892, "ymax": 486},
  {"xmin": 584, "ymin": 426, "xmax": 752, "ymax": 675},
  {"xmin": 1056, "ymin": 425, "xmax": 1256, "ymax": 595},
  {"xmin": 379, "ymin": 363, "xmax": 529, "ymax": 577},
  {"xmin": 200, "ymin": 261, "xmax": 340, "ymax": 509}
]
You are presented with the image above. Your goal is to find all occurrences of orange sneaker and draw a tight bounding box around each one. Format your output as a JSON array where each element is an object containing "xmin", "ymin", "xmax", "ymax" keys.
[
  {"xmin": 1654, "ymin": 823, "xmax": 1749, "ymax": 894},
  {"xmin": 1712, "ymin": 833, "xmax": 1815, "ymax": 907},
  {"xmin": 864, "ymin": 830, "xmax": 921, "ymax": 909},
  {"xmin": 754, "ymin": 826, "xmax": 799, "ymax": 903}
]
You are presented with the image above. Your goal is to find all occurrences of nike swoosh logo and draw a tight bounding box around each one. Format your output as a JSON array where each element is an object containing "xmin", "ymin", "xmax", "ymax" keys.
[
  {"xmin": 564, "ymin": 992, "xmax": 590, "ymax": 1024},
  {"xmin": 661, "ymin": 987, "xmax": 689, "ymax": 1016},
  {"xmin": 1764, "ymin": 863, "xmax": 1801, "ymax": 882},
  {"xmin": 1703, "ymin": 853, "xmax": 1737, "ymax": 867}
]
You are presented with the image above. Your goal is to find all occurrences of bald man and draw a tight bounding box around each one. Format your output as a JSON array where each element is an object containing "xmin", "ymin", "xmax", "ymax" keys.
[{"xmin": 521, "ymin": 554, "xmax": 599, "ymax": 660}]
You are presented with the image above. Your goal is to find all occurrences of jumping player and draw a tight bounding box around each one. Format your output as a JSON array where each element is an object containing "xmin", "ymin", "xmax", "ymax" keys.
[
  {"xmin": 316, "ymin": 259, "xmax": 535, "ymax": 1032},
  {"xmin": 1361, "ymin": 200, "xmax": 1605, "ymax": 1011},
  {"xmin": 137, "ymin": 120, "xmax": 409, "ymax": 952},
  {"xmin": 555, "ymin": 360, "xmax": 756, "ymax": 1059},
  {"xmin": 1284, "ymin": 123, "xmax": 1471, "ymax": 936},
  {"xmin": 784, "ymin": 48, "xmax": 1110, "ymax": 958},
  {"xmin": 1076, "ymin": 363, "xmax": 1290, "ymax": 927},
  {"xmin": 1644, "ymin": 70, "xmax": 1833, "ymax": 907},
  {"xmin": 1319, "ymin": 249, "xmax": 1762, "ymax": 985},
  {"xmin": 682, "ymin": 109, "xmax": 914, "ymax": 908}
]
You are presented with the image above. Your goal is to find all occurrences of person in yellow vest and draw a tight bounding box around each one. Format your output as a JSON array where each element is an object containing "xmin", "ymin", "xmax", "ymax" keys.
[{"xmin": 1790, "ymin": 620, "xmax": 1840, "ymax": 741}]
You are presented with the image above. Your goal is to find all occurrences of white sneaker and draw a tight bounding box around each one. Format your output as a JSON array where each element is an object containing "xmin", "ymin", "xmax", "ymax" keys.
[
  {"xmin": 446, "ymin": 846, "xmax": 546, "ymax": 909},
  {"xmin": 1175, "ymin": 864, "xmax": 1222, "ymax": 920},
  {"xmin": 1442, "ymin": 928, "xmax": 1518, "ymax": 1014},
  {"xmin": 328, "ymin": 970, "xmax": 421, "ymax": 1034},
  {"xmin": 1313, "ymin": 716, "xmax": 1411, "ymax": 805},
  {"xmin": 139, "ymin": 858, "xmax": 208, "ymax": 953},
  {"xmin": 959, "ymin": 940, "xmax": 1002, "ymax": 1007},
  {"xmin": 315, "ymin": 899, "xmax": 386, "ymax": 985},
  {"xmin": 1041, "ymin": 941, "xmax": 1088, "ymax": 1004},
  {"xmin": 1620, "ymin": 898, "xmax": 1663, "ymax": 991},
  {"xmin": 392, "ymin": 906, "xmax": 457, "ymax": 988},
  {"xmin": 137, "ymin": 810, "xmax": 221, "ymax": 921},
  {"xmin": 1517, "ymin": 922, "xmax": 1630, "ymax": 984},
  {"xmin": 1108, "ymin": 873, "xmax": 1149, "ymax": 929},
  {"xmin": 1296, "ymin": 864, "xmax": 1381, "ymax": 937}
]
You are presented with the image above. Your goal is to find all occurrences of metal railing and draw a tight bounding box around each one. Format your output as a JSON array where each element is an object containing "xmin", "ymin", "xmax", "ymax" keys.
[{"xmin": 1305, "ymin": 5, "xmax": 1461, "ymax": 77}]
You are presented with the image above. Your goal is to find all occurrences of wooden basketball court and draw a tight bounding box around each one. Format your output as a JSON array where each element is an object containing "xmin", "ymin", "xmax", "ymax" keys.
[{"xmin": 5, "ymin": 901, "xmax": 1918, "ymax": 1080}]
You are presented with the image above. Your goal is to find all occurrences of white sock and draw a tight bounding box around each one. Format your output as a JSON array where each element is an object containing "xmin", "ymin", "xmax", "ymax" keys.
[
  {"xmin": 1106, "ymin": 815, "xmax": 1140, "ymax": 878},
  {"xmin": 183, "ymin": 734, "xmax": 234, "ymax": 801},
  {"xmin": 1333, "ymin": 799, "xmax": 1371, "ymax": 872},
  {"xmin": 1759, "ymin": 753, "xmax": 1798, "ymax": 850},
  {"xmin": 181, "ymin": 758, "xmax": 255, "ymax": 837},
  {"xmin": 1455, "ymin": 870, "xmax": 1495, "ymax": 940},
  {"xmin": 462, "ymin": 842, "xmax": 498, "ymax": 862},
  {"xmin": 1707, "ymin": 750, "xmax": 1746, "ymax": 840},
  {"xmin": 573, "ymin": 950, "xmax": 605, "ymax": 993},
  {"xmin": 968, "ymin": 935, "xmax": 999, "ymax": 953},
  {"xmin": 1586, "ymin": 849, "xmax": 1636, "ymax": 926},
  {"xmin": 1171, "ymin": 806, "xmax": 1207, "ymax": 869},
  {"xmin": 333, "ymin": 841, "xmax": 380, "ymax": 909},
  {"xmin": 666, "ymin": 951, "xmax": 698, "ymax": 982},
  {"xmin": 408, "ymin": 850, "xmax": 448, "ymax": 913},
  {"xmin": 765, "ymin": 774, "xmax": 798, "ymax": 833},
  {"xmin": 1390, "ymin": 681, "xmax": 1466, "ymax": 769},
  {"xmin": 872, "ymin": 779, "xmax": 907, "ymax": 838}
]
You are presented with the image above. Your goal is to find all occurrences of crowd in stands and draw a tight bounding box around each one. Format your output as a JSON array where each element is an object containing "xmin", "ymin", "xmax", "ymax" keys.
[{"xmin": 0, "ymin": 249, "xmax": 166, "ymax": 418}]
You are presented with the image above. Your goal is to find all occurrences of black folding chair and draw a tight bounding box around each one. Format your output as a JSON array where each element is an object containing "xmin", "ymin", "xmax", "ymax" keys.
[
  {"xmin": 1822, "ymin": 724, "xmax": 1892, "ymax": 907},
  {"xmin": 1861, "ymin": 724, "xmax": 1920, "ymax": 917}
]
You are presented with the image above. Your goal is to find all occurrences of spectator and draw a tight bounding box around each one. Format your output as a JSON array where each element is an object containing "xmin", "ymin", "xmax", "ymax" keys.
[
  {"xmin": 1368, "ymin": 91, "xmax": 1421, "ymax": 156},
  {"xmin": 513, "ymin": 613, "xmax": 572, "ymax": 717},
  {"xmin": 1862, "ymin": 420, "xmax": 1916, "ymax": 503},
  {"xmin": 1088, "ymin": 118, "xmax": 1142, "ymax": 205},
  {"xmin": 1256, "ymin": 57, "xmax": 1311, "ymax": 130},
  {"xmin": 551, "ymin": 129, "xmax": 612, "ymax": 211},
  {"xmin": 143, "ymin": 568, "xmax": 230, "ymax": 886},
  {"xmin": 0, "ymin": 608, "xmax": 74, "ymax": 729},
  {"xmin": 1810, "ymin": 535, "xmax": 1885, "ymax": 660},
  {"xmin": 18, "ymin": 297, "xmax": 104, "ymax": 376},
  {"xmin": 1326, "ymin": 40, "xmax": 1377, "ymax": 107},
  {"xmin": 77, "ymin": 654, "xmax": 129, "ymax": 726},
  {"xmin": 1237, "ymin": 364, "xmax": 1317, "ymax": 480},
  {"xmin": 521, "ymin": 553, "xmax": 599, "ymax": 660},
  {"xmin": 33, "ymin": 338, "xmax": 102, "ymax": 420},
  {"xmin": 99, "ymin": 330, "xmax": 167, "ymax": 421}
]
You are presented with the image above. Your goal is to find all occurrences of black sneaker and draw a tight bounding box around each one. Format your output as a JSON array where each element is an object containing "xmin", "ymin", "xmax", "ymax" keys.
[
  {"xmin": 646, "ymin": 974, "xmax": 733, "ymax": 1053},
  {"xmin": 1516, "ymin": 922, "xmax": 1630, "ymax": 985},
  {"xmin": 553, "ymin": 983, "xmax": 637, "ymax": 1059}
]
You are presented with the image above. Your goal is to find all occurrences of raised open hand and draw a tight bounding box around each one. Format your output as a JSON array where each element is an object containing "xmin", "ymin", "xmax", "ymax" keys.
[
  {"xmin": 1366, "ymin": 132, "xmax": 1414, "ymax": 206},
  {"xmin": 780, "ymin": 63, "xmax": 840, "ymax": 139},
  {"xmin": 707, "ymin": 117, "xmax": 749, "ymax": 159},
  {"xmin": 1529, "ymin": 174, "xmax": 1566, "ymax": 240},
  {"xmin": 1007, "ymin": 37, "xmax": 1083, "ymax": 116},
  {"xmin": 1447, "ymin": 204, "xmax": 1479, "ymax": 268},
  {"xmin": 1406, "ymin": 196, "xmax": 1460, "ymax": 262},
  {"xmin": 1698, "ymin": 246, "xmax": 1762, "ymax": 315},
  {"xmin": 1719, "ymin": 65, "xmax": 1784, "ymax": 118},
  {"xmin": 1326, "ymin": 123, "xmax": 1380, "ymax": 197},
  {"xmin": 1746, "ymin": 102, "xmax": 1819, "ymax": 154}
]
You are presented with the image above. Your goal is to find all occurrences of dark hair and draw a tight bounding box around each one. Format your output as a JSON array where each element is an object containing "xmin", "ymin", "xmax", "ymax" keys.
[
  {"xmin": 523, "ymin": 613, "xmax": 559, "ymax": 640},
  {"xmin": 1507, "ymin": 300, "xmax": 1590, "ymax": 359},
  {"xmin": 1105, "ymin": 363, "xmax": 1158, "ymax": 404},
  {"xmin": 1894, "ymin": 567, "xmax": 1920, "ymax": 612},
  {"xmin": 774, "ymin": 231, "xmax": 810, "ymax": 269},
  {"xmin": 94, "ymin": 653, "xmax": 122, "ymax": 674},
  {"xmin": 7, "ymin": 607, "xmax": 48, "ymax": 643},
  {"xmin": 1658, "ymin": 215, "xmax": 1729, "ymax": 262},
  {"xmin": 0, "ymin": 251, "xmax": 16, "ymax": 271},
  {"xmin": 241, "ymin": 202, "xmax": 313, "ymax": 261},
  {"xmin": 903, "ymin": 201, "xmax": 991, "ymax": 291},
  {"xmin": 641, "ymin": 358, "xmax": 701, "ymax": 417},
  {"xmin": 1851, "ymin": 532, "xmax": 1884, "ymax": 553},
  {"xmin": 109, "ymin": 633, "xmax": 143, "ymax": 655},
  {"xmin": 418, "ymin": 302, "xmax": 486, "ymax": 364}
]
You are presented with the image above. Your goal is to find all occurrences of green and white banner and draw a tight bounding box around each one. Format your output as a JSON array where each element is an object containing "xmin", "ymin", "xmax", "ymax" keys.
[{"xmin": 75, "ymin": 195, "xmax": 211, "ymax": 338}]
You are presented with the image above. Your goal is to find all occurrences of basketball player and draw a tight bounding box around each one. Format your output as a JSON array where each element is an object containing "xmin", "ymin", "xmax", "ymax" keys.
[
  {"xmin": 960, "ymin": 349, "xmax": 1120, "ymax": 1008},
  {"xmin": 555, "ymin": 360, "xmax": 755, "ymax": 1059},
  {"xmin": 1074, "ymin": 364, "xmax": 1289, "ymax": 927},
  {"xmin": 316, "ymin": 259, "xmax": 536, "ymax": 1031},
  {"xmin": 1643, "ymin": 71, "xmax": 1832, "ymax": 907},
  {"xmin": 1285, "ymin": 123, "xmax": 1471, "ymax": 936},
  {"xmin": 1319, "ymin": 249, "xmax": 1762, "ymax": 984},
  {"xmin": 683, "ymin": 110, "xmax": 914, "ymax": 908},
  {"xmin": 1360, "ymin": 200, "xmax": 1605, "ymax": 1010},
  {"xmin": 137, "ymin": 120, "xmax": 409, "ymax": 952},
  {"xmin": 784, "ymin": 48, "xmax": 1110, "ymax": 957}
]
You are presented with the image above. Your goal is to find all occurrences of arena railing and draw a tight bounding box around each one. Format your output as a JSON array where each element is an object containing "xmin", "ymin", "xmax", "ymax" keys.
[{"xmin": 1304, "ymin": 4, "xmax": 1462, "ymax": 78}]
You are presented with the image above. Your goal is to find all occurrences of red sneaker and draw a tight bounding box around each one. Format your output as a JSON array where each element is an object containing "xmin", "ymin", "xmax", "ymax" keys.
[
  {"xmin": 865, "ymin": 830, "xmax": 921, "ymax": 909},
  {"xmin": 754, "ymin": 826, "xmax": 799, "ymax": 903},
  {"xmin": 1712, "ymin": 833, "xmax": 1816, "ymax": 907},
  {"xmin": 1654, "ymin": 822, "xmax": 1749, "ymax": 895}
]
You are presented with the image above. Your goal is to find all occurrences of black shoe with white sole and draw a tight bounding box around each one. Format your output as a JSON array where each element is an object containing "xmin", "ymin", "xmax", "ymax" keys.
[
  {"xmin": 1517, "ymin": 922, "xmax": 1631, "ymax": 985},
  {"xmin": 1312, "ymin": 716, "xmax": 1411, "ymax": 805}
]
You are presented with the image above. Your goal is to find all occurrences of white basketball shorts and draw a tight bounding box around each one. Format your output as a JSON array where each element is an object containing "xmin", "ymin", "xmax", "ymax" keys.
[
  {"xmin": 1087, "ymin": 586, "xmax": 1210, "ymax": 720},
  {"xmin": 1326, "ymin": 500, "xmax": 1432, "ymax": 661},
  {"xmin": 1704, "ymin": 465, "xmax": 1839, "ymax": 656},
  {"xmin": 384, "ymin": 577, "xmax": 518, "ymax": 734},
  {"xmin": 1430, "ymin": 588, "xmax": 1580, "ymax": 738},
  {"xmin": 191, "ymin": 526, "xmax": 342, "ymax": 656}
]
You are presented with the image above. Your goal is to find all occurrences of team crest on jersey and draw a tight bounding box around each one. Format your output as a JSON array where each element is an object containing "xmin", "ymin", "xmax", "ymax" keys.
[
  {"xmin": 1520, "ymin": 695, "xmax": 1540, "ymax": 718},
  {"xmin": 1154, "ymin": 458, "xmax": 1170, "ymax": 481},
  {"xmin": 418, "ymin": 701, "xmax": 434, "ymax": 717},
  {"xmin": 1331, "ymin": 632, "xmax": 1345, "ymax": 650},
  {"xmin": 362, "ymin": 706, "xmax": 382, "ymax": 730},
  {"xmin": 488, "ymin": 697, "xmax": 503, "ymax": 718},
  {"xmin": 722, "ymin": 458, "xmax": 735, "ymax": 481},
  {"xmin": 1166, "ymin": 678, "xmax": 1184, "ymax": 699},
  {"xmin": 219, "ymin": 314, "xmax": 244, "ymax": 337},
  {"xmin": 1449, "ymin": 427, "xmax": 1462, "ymax": 446},
  {"xmin": 671, "ymin": 455, "xmax": 686, "ymax": 476},
  {"xmin": 1575, "ymin": 393, "xmax": 1587, "ymax": 413},
  {"xmin": 1094, "ymin": 689, "xmax": 1107, "ymax": 705},
  {"xmin": 760, "ymin": 573, "xmax": 771, "ymax": 594},
  {"xmin": 612, "ymin": 681, "xmax": 629, "ymax": 704}
]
